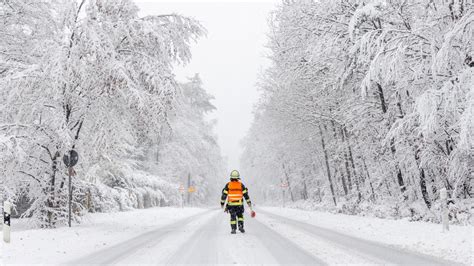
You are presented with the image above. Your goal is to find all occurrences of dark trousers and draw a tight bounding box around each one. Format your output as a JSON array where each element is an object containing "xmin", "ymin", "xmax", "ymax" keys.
[{"xmin": 227, "ymin": 205, "xmax": 244, "ymax": 229}]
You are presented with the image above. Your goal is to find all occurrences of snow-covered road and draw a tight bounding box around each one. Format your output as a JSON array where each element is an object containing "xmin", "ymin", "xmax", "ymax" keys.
[
  {"xmin": 67, "ymin": 208, "xmax": 457, "ymax": 265},
  {"xmin": 70, "ymin": 209, "xmax": 323, "ymax": 265},
  {"xmin": 163, "ymin": 210, "xmax": 322, "ymax": 265}
]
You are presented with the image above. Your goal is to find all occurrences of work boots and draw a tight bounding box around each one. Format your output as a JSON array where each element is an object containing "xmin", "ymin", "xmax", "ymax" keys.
[
  {"xmin": 231, "ymin": 223, "xmax": 244, "ymax": 234},
  {"xmin": 239, "ymin": 224, "xmax": 245, "ymax": 233}
]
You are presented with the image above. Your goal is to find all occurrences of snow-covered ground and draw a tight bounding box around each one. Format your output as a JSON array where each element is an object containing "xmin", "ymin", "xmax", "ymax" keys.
[
  {"xmin": 1, "ymin": 206, "xmax": 470, "ymax": 265},
  {"xmin": 260, "ymin": 207, "xmax": 472, "ymax": 265},
  {"xmin": 0, "ymin": 207, "xmax": 206, "ymax": 264}
]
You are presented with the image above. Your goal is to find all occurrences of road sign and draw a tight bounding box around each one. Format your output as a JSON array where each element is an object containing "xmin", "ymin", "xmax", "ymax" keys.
[
  {"xmin": 63, "ymin": 150, "xmax": 79, "ymax": 167},
  {"xmin": 280, "ymin": 182, "xmax": 289, "ymax": 188},
  {"xmin": 188, "ymin": 186, "xmax": 196, "ymax": 193},
  {"xmin": 179, "ymin": 184, "xmax": 186, "ymax": 194}
]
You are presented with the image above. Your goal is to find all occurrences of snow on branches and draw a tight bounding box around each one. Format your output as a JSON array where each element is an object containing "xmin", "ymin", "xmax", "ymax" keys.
[
  {"xmin": 0, "ymin": 0, "xmax": 222, "ymax": 227},
  {"xmin": 242, "ymin": 0, "xmax": 473, "ymax": 223}
]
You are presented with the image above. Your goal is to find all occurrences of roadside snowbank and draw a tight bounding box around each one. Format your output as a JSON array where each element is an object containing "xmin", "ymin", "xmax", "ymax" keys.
[
  {"xmin": 260, "ymin": 207, "xmax": 472, "ymax": 265},
  {"xmin": 0, "ymin": 207, "xmax": 206, "ymax": 264},
  {"xmin": 275, "ymin": 198, "xmax": 472, "ymax": 225}
]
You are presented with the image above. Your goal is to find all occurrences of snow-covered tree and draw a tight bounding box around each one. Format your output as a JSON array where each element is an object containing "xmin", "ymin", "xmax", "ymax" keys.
[
  {"xmin": 0, "ymin": 0, "xmax": 223, "ymax": 227},
  {"xmin": 151, "ymin": 74, "xmax": 226, "ymax": 204},
  {"xmin": 242, "ymin": 0, "xmax": 473, "ymax": 223}
]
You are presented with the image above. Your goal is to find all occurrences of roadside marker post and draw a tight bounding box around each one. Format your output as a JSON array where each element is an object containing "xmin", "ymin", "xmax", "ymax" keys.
[
  {"xmin": 440, "ymin": 188, "xmax": 449, "ymax": 232},
  {"xmin": 3, "ymin": 201, "xmax": 11, "ymax": 243}
]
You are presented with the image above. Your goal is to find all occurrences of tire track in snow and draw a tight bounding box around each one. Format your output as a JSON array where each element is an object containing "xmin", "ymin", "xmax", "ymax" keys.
[
  {"xmin": 164, "ymin": 210, "xmax": 223, "ymax": 264},
  {"xmin": 166, "ymin": 209, "xmax": 325, "ymax": 265},
  {"xmin": 257, "ymin": 213, "xmax": 384, "ymax": 264},
  {"xmin": 258, "ymin": 209, "xmax": 458, "ymax": 265},
  {"xmin": 248, "ymin": 211, "xmax": 326, "ymax": 265},
  {"xmin": 68, "ymin": 209, "xmax": 213, "ymax": 265}
]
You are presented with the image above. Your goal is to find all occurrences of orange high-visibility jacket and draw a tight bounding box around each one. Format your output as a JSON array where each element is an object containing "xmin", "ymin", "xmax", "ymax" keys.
[
  {"xmin": 221, "ymin": 181, "xmax": 251, "ymax": 206},
  {"xmin": 228, "ymin": 181, "xmax": 243, "ymax": 201}
]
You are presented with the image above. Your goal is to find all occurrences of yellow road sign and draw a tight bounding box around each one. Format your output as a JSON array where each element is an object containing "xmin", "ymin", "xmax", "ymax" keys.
[{"xmin": 188, "ymin": 186, "xmax": 196, "ymax": 193}]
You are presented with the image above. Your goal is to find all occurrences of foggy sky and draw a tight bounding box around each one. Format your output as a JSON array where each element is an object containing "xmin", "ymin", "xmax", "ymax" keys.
[{"xmin": 135, "ymin": 0, "xmax": 278, "ymax": 170}]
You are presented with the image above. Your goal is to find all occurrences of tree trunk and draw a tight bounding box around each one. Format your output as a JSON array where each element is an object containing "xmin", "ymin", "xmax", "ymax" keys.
[
  {"xmin": 282, "ymin": 163, "xmax": 295, "ymax": 202},
  {"xmin": 415, "ymin": 148, "xmax": 431, "ymax": 209},
  {"xmin": 330, "ymin": 122, "xmax": 349, "ymax": 195},
  {"xmin": 341, "ymin": 128, "xmax": 353, "ymax": 191},
  {"xmin": 343, "ymin": 128, "xmax": 362, "ymax": 201},
  {"xmin": 312, "ymin": 162, "xmax": 323, "ymax": 202},
  {"xmin": 363, "ymin": 158, "xmax": 376, "ymax": 202},
  {"xmin": 340, "ymin": 168, "xmax": 349, "ymax": 196},
  {"xmin": 301, "ymin": 171, "xmax": 308, "ymax": 200},
  {"xmin": 343, "ymin": 152, "xmax": 352, "ymax": 191},
  {"xmin": 47, "ymin": 150, "xmax": 60, "ymax": 227},
  {"xmin": 390, "ymin": 138, "xmax": 407, "ymax": 198},
  {"xmin": 319, "ymin": 125, "xmax": 337, "ymax": 206},
  {"xmin": 385, "ymin": 179, "xmax": 393, "ymax": 197},
  {"xmin": 376, "ymin": 82, "xmax": 387, "ymax": 114}
]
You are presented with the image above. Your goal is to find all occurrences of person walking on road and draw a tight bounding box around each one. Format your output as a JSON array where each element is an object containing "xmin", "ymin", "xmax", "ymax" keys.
[{"xmin": 220, "ymin": 170, "xmax": 252, "ymax": 234}]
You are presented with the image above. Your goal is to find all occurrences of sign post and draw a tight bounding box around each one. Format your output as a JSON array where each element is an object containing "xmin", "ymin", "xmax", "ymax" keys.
[
  {"xmin": 282, "ymin": 189, "xmax": 285, "ymax": 207},
  {"xmin": 440, "ymin": 188, "xmax": 449, "ymax": 232},
  {"xmin": 63, "ymin": 150, "xmax": 79, "ymax": 228},
  {"xmin": 186, "ymin": 173, "xmax": 191, "ymax": 205},
  {"xmin": 187, "ymin": 186, "xmax": 196, "ymax": 207},
  {"xmin": 3, "ymin": 201, "xmax": 11, "ymax": 243},
  {"xmin": 179, "ymin": 184, "xmax": 185, "ymax": 208}
]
